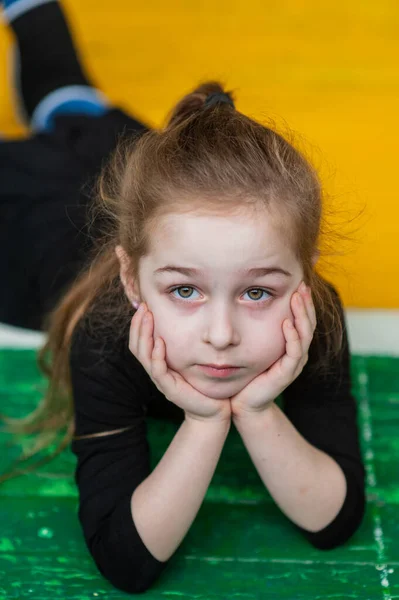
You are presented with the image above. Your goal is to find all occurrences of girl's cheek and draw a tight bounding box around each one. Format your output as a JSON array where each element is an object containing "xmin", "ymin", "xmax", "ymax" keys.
[{"xmin": 151, "ymin": 315, "xmax": 167, "ymax": 343}]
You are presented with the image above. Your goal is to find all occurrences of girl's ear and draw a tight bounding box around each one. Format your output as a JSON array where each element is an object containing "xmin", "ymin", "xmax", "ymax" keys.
[{"xmin": 115, "ymin": 245, "xmax": 141, "ymax": 307}]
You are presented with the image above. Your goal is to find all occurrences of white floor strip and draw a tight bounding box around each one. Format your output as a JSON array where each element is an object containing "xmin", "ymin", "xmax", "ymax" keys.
[
  {"xmin": 345, "ymin": 309, "xmax": 399, "ymax": 357},
  {"xmin": 357, "ymin": 363, "xmax": 392, "ymax": 599},
  {"xmin": 1, "ymin": 309, "xmax": 399, "ymax": 354},
  {"xmin": 184, "ymin": 555, "xmax": 398, "ymax": 568},
  {"xmin": 0, "ymin": 323, "xmax": 46, "ymax": 348}
]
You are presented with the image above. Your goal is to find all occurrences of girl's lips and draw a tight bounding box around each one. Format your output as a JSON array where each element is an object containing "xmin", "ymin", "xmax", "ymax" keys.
[{"xmin": 197, "ymin": 365, "xmax": 241, "ymax": 378}]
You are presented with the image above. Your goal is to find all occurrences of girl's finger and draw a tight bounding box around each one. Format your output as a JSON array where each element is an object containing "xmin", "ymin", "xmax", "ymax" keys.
[
  {"xmin": 151, "ymin": 337, "xmax": 168, "ymax": 381},
  {"xmin": 129, "ymin": 303, "xmax": 146, "ymax": 355},
  {"xmin": 138, "ymin": 309, "xmax": 155, "ymax": 371},
  {"xmin": 284, "ymin": 319, "xmax": 303, "ymax": 360},
  {"xmin": 293, "ymin": 293, "xmax": 313, "ymax": 348},
  {"xmin": 150, "ymin": 338, "xmax": 182, "ymax": 401},
  {"xmin": 304, "ymin": 288, "xmax": 317, "ymax": 328}
]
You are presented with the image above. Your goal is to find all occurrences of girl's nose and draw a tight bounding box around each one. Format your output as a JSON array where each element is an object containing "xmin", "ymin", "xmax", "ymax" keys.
[{"xmin": 204, "ymin": 310, "xmax": 240, "ymax": 348}]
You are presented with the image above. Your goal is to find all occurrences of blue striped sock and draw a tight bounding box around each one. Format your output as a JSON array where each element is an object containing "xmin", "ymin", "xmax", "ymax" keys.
[
  {"xmin": 31, "ymin": 85, "xmax": 109, "ymax": 132},
  {"xmin": 2, "ymin": 0, "xmax": 56, "ymax": 22},
  {"xmin": 2, "ymin": 0, "xmax": 111, "ymax": 130}
]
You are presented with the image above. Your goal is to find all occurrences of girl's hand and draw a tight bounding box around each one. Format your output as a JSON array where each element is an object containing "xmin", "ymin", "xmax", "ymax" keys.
[
  {"xmin": 129, "ymin": 303, "xmax": 232, "ymax": 424},
  {"xmin": 230, "ymin": 281, "xmax": 317, "ymax": 421}
]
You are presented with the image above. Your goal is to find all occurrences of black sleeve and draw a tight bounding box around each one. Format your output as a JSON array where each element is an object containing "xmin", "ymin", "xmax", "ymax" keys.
[
  {"xmin": 69, "ymin": 320, "xmax": 170, "ymax": 593},
  {"xmin": 281, "ymin": 283, "xmax": 366, "ymax": 550}
]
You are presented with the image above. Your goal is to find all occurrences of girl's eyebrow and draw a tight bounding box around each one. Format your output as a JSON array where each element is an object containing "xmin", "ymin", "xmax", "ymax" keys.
[{"xmin": 154, "ymin": 265, "xmax": 292, "ymax": 278}]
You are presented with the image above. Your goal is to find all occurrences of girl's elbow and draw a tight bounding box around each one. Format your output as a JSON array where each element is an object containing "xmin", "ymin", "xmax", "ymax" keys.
[
  {"xmin": 303, "ymin": 489, "xmax": 366, "ymax": 551},
  {"xmin": 88, "ymin": 531, "xmax": 170, "ymax": 594}
]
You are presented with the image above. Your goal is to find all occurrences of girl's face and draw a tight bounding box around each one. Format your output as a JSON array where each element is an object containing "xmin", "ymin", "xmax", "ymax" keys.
[{"xmin": 135, "ymin": 208, "xmax": 304, "ymax": 399}]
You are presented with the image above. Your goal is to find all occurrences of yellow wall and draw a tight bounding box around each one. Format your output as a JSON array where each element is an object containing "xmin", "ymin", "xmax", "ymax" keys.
[{"xmin": 1, "ymin": 0, "xmax": 398, "ymax": 308}]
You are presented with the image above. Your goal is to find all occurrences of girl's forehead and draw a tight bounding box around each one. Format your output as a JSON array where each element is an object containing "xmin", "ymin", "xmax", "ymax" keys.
[
  {"xmin": 154, "ymin": 208, "xmax": 283, "ymax": 240},
  {"xmin": 145, "ymin": 211, "xmax": 299, "ymax": 274}
]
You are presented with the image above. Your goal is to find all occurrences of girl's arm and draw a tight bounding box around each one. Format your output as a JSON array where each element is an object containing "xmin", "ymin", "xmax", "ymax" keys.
[
  {"xmin": 69, "ymin": 320, "xmax": 229, "ymax": 594},
  {"xmin": 281, "ymin": 283, "xmax": 365, "ymax": 548},
  {"xmin": 131, "ymin": 415, "xmax": 230, "ymax": 562},
  {"xmin": 234, "ymin": 282, "xmax": 365, "ymax": 549},
  {"xmin": 233, "ymin": 402, "xmax": 349, "ymax": 534}
]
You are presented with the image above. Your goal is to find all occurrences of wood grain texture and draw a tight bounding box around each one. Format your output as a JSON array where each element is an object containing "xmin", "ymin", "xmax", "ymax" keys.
[{"xmin": 0, "ymin": 349, "xmax": 398, "ymax": 596}]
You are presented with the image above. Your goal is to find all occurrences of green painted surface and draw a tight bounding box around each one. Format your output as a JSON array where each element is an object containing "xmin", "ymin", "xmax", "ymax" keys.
[{"xmin": 0, "ymin": 350, "xmax": 398, "ymax": 598}]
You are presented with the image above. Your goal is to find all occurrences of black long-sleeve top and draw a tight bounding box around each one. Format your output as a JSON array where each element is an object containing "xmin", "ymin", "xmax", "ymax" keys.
[{"xmin": 69, "ymin": 284, "xmax": 366, "ymax": 594}]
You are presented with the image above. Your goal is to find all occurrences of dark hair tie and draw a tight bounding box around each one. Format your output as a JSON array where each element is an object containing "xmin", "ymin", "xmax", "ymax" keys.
[{"xmin": 204, "ymin": 92, "xmax": 235, "ymax": 109}]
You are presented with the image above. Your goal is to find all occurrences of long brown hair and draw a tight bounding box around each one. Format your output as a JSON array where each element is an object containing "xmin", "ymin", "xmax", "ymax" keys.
[{"xmin": 0, "ymin": 80, "xmax": 364, "ymax": 483}]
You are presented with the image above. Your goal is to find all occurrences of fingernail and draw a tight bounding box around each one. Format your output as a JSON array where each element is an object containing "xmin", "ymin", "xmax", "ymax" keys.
[{"xmin": 299, "ymin": 282, "xmax": 306, "ymax": 293}]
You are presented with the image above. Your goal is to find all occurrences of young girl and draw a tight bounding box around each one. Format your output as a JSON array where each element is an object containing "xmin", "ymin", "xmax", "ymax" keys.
[{"xmin": 0, "ymin": 0, "xmax": 366, "ymax": 594}]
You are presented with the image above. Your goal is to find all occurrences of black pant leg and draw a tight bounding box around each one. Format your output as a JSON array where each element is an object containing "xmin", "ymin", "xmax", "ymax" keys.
[{"xmin": 0, "ymin": 109, "xmax": 151, "ymax": 331}]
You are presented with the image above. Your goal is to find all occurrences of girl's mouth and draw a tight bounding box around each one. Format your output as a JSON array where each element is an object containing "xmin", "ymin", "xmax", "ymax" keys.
[{"xmin": 197, "ymin": 365, "xmax": 241, "ymax": 378}]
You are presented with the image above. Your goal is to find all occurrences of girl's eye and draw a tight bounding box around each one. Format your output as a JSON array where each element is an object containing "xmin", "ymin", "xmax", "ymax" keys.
[
  {"xmin": 244, "ymin": 288, "xmax": 272, "ymax": 302},
  {"xmin": 170, "ymin": 286, "xmax": 200, "ymax": 300},
  {"xmin": 169, "ymin": 286, "xmax": 273, "ymax": 303}
]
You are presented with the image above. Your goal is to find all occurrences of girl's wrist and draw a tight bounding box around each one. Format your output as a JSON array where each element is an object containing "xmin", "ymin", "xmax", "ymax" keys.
[{"xmin": 184, "ymin": 413, "xmax": 232, "ymax": 430}]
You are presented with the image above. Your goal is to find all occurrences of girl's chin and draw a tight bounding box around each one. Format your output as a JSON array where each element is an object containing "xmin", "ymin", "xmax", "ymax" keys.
[{"xmin": 189, "ymin": 377, "xmax": 248, "ymax": 400}]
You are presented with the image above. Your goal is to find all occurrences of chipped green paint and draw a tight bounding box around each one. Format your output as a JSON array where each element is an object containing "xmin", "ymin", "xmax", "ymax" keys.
[
  {"xmin": 33, "ymin": 480, "xmax": 76, "ymax": 497},
  {"xmin": 37, "ymin": 527, "xmax": 54, "ymax": 539},
  {"xmin": 1, "ymin": 349, "xmax": 399, "ymax": 598},
  {"xmin": 56, "ymin": 556, "xmax": 69, "ymax": 564},
  {"xmin": 0, "ymin": 538, "xmax": 14, "ymax": 552},
  {"xmin": 0, "ymin": 553, "xmax": 17, "ymax": 564}
]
